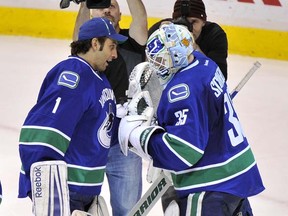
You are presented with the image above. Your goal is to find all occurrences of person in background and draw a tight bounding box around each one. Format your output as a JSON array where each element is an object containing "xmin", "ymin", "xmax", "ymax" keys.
[
  {"xmin": 73, "ymin": 0, "xmax": 148, "ymax": 215},
  {"xmin": 149, "ymin": 0, "xmax": 228, "ymax": 80},
  {"xmin": 119, "ymin": 22, "xmax": 265, "ymax": 216},
  {"xmin": 18, "ymin": 17, "xmax": 127, "ymax": 214}
]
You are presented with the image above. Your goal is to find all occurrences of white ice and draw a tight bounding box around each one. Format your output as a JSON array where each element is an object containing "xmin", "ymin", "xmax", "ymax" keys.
[{"xmin": 0, "ymin": 36, "xmax": 287, "ymax": 215}]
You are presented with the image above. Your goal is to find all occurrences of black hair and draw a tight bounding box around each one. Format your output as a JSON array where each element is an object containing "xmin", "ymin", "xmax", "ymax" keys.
[{"xmin": 70, "ymin": 37, "xmax": 107, "ymax": 55}]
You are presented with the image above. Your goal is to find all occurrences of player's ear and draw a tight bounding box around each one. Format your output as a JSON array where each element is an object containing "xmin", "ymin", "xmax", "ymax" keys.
[
  {"xmin": 91, "ymin": 38, "xmax": 99, "ymax": 50},
  {"xmin": 119, "ymin": 12, "xmax": 122, "ymax": 22}
]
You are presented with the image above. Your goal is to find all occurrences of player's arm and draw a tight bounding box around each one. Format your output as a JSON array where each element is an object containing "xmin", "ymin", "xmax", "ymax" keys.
[
  {"xmin": 127, "ymin": 0, "xmax": 148, "ymax": 45},
  {"xmin": 121, "ymin": 91, "xmax": 208, "ymax": 171},
  {"xmin": 72, "ymin": 2, "xmax": 90, "ymax": 41}
]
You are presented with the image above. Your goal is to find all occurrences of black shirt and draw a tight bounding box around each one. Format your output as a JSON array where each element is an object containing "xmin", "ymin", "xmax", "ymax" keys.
[{"xmin": 104, "ymin": 29, "xmax": 146, "ymax": 103}]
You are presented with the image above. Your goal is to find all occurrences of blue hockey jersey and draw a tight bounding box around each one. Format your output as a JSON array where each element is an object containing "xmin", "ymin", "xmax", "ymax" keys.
[
  {"xmin": 18, "ymin": 56, "xmax": 116, "ymax": 198},
  {"xmin": 148, "ymin": 52, "xmax": 264, "ymax": 199},
  {"xmin": 0, "ymin": 180, "xmax": 2, "ymax": 204}
]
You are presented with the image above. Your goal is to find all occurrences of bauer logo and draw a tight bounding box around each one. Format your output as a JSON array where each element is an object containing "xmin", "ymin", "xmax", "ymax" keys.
[
  {"xmin": 168, "ymin": 83, "xmax": 190, "ymax": 103},
  {"xmin": 58, "ymin": 71, "xmax": 80, "ymax": 89},
  {"xmin": 33, "ymin": 166, "xmax": 43, "ymax": 198}
]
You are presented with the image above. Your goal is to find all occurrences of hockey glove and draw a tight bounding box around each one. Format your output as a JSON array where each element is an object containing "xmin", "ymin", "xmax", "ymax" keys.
[
  {"xmin": 128, "ymin": 91, "xmax": 153, "ymax": 116},
  {"xmin": 118, "ymin": 90, "xmax": 154, "ymax": 154},
  {"xmin": 127, "ymin": 62, "xmax": 153, "ymax": 100},
  {"xmin": 116, "ymin": 102, "xmax": 128, "ymax": 118},
  {"xmin": 118, "ymin": 114, "xmax": 148, "ymax": 156},
  {"xmin": 128, "ymin": 125, "xmax": 165, "ymax": 161}
]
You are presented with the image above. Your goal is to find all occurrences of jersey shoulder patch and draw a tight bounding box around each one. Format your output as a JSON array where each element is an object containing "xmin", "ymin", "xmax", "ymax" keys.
[
  {"xmin": 57, "ymin": 71, "xmax": 80, "ymax": 89},
  {"xmin": 168, "ymin": 83, "xmax": 190, "ymax": 103}
]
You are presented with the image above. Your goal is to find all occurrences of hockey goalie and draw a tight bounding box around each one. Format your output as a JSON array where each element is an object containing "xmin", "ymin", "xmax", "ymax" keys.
[{"xmin": 118, "ymin": 23, "xmax": 265, "ymax": 216}]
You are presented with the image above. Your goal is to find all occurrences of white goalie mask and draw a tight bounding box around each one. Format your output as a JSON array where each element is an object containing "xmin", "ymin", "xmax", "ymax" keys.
[{"xmin": 146, "ymin": 23, "xmax": 194, "ymax": 85}]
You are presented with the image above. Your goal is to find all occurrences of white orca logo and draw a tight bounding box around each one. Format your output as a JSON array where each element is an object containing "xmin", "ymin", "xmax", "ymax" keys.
[{"xmin": 98, "ymin": 103, "xmax": 115, "ymax": 148}]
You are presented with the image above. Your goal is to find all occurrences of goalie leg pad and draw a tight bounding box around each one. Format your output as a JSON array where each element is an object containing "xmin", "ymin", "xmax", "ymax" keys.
[
  {"xmin": 71, "ymin": 210, "xmax": 93, "ymax": 216},
  {"xmin": 164, "ymin": 200, "xmax": 180, "ymax": 216},
  {"xmin": 30, "ymin": 160, "xmax": 70, "ymax": 216},
  {"xmin": 71, "ymin": 195, "xmax": 109, "ymax": 216}
]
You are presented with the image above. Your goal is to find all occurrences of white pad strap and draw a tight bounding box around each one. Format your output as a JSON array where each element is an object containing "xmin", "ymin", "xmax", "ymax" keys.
[{"xmin": 30, "ymin": 160, "xmax": 70, "ymax": 216}]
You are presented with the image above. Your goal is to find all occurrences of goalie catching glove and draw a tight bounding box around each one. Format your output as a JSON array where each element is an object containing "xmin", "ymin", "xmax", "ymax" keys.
[
  {"xmin": 126, "ymin": 62, "xmax": 153, "ymax": 100},
  {"xmin": 118, "ymin": 90, "xmax": 154, "ymax": 157},
  {"xmin": 117, "ymin": 61, "xmax": 154, "ymax": 119}
]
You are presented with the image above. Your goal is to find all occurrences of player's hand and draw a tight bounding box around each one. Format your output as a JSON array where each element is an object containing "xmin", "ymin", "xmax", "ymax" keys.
[
  {"xmin": 118, "ymin": 114, "xmax": 148, "ymax": 156},
  {"xmin": 116, "ymin": 102, "xmax": 128, "ymax": 118}
]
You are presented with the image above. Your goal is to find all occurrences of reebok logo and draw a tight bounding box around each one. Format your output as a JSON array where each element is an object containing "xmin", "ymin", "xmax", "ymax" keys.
[{"xmin": 33, "ymin": 166, "xmax": 42, "ymax": 198}]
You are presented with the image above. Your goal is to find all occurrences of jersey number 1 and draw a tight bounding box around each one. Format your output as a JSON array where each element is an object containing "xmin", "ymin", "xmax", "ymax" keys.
[{"xmin": 52, "ymin": 97, "xmax": 61, "ymax": 114}]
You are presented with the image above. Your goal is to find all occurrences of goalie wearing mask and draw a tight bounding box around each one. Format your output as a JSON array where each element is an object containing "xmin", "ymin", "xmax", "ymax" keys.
[{"xmin": 119, "ymin": 23, "xmax": 264, "ymax": 215}]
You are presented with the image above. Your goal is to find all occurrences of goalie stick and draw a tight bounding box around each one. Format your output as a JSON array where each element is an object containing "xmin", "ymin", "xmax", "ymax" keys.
[
  {"xmin": 128, "ymin": 171, "xmax": 172, "ymax": 216},
  {"xmin": 127, "ymin": 61, "xmax": 261, "ymax": 216},
  {"xmin": 230, "ymin": 61, "xmax": 261, "ymax": 99}
]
